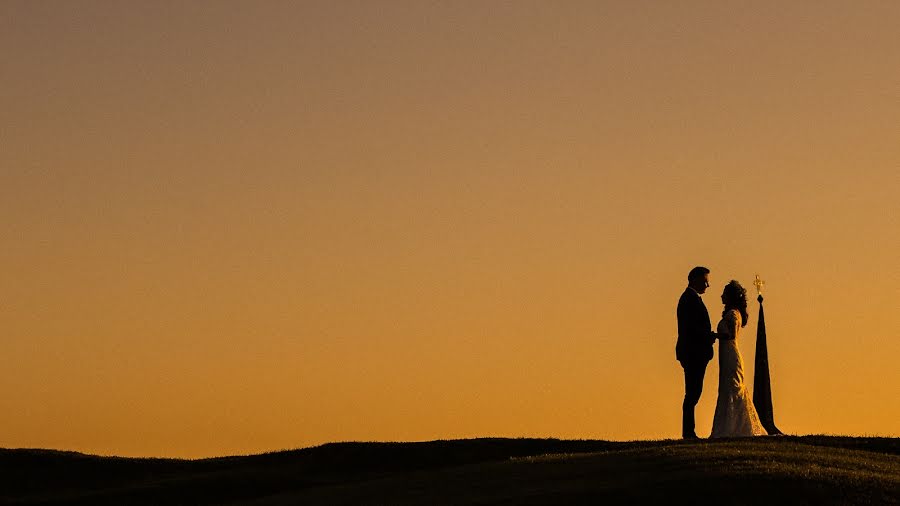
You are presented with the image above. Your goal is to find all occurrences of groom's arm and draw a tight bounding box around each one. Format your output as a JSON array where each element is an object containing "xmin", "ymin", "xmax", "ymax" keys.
[
  {"xmin": 695, "ymin": 297, "xmax": 717, "ymax": 344},
  {"xmin": 678, "ymin": 295, "xmax": 714, "ymax": 344}
]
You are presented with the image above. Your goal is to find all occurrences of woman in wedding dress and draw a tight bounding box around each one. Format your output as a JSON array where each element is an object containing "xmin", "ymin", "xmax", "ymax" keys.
[{"xmin": 710, "ymin": 280, "xmax": 766, "ymax": 438}]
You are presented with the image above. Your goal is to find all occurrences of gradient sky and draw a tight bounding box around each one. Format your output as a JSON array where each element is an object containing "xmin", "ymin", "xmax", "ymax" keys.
[{"xmin": 2, "ymin": 1, "xmax": 898, "ymax": 458}]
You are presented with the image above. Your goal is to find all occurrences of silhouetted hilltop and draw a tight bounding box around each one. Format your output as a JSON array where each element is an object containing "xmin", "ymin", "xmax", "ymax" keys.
[{"xmin": 1, "ymin": 436, "xmax": 898, "ymax": 505}]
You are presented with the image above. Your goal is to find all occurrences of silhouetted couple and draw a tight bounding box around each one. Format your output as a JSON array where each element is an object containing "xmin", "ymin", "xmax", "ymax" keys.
[{"xmin": 676, "ymin": 266, "xmax": 765, "ymax": 439}]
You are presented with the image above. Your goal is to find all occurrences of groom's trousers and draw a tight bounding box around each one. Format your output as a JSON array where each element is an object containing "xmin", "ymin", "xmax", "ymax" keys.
[{"xmin": 681, "ymin": 360, "xmax": 708, "ymax": 438}]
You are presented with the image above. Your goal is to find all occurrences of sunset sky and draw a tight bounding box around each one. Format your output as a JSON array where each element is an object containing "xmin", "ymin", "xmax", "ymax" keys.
[{"xmin": 2, "ymin": 1, "xmax": 898, "ymax": 458}]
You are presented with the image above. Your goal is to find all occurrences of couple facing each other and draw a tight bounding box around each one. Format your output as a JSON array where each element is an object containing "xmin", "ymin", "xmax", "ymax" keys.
[{"xmin": 676, "ymin": 266, "xmax": 766, "ymax": 439}]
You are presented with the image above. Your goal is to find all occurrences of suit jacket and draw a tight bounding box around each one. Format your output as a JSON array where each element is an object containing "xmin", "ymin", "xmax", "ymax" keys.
[{"xmin": 676, "ymin": 287, "xmax": 714, "ymax": 363}]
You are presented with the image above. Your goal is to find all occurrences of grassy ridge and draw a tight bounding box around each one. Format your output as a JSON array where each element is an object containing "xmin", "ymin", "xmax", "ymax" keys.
[{"xmin": 1, "ymin": 436, "xmax": 898, "ymax": 505}]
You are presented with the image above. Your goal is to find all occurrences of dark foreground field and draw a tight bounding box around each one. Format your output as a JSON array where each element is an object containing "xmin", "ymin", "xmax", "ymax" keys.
[{"xmin": 1, "ymin": 436, "xmax": 898, "ymax": 505}]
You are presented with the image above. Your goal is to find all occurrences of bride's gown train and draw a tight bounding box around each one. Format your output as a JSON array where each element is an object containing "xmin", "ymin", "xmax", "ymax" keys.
[{"xmin": 710, "ymin": 309, "xmax": 766, "ymax": 438}]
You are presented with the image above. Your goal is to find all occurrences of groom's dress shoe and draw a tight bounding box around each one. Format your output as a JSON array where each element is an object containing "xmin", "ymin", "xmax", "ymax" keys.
[{"xmin": 682, "ymin": 433, "xmax": 700, "ymax": 440}]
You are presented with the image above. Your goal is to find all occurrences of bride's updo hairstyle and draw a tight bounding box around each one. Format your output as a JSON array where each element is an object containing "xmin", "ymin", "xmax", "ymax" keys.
[{"xmin": 722, "ymin": 280, "xmax": 749, "ymax": 327}]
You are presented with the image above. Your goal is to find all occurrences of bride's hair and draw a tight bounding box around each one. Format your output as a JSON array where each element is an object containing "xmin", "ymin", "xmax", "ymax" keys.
[{"xmin": 722, "ymin": 280, "xmax": 749, "ymax": 327}]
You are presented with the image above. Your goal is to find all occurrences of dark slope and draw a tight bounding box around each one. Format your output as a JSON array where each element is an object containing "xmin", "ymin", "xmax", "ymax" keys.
[{"xmin": 2, "ymin": 436, "xmax": 898, "ymax": 505}]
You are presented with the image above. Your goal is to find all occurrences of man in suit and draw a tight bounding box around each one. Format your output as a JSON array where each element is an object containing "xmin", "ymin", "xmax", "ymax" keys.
[{"xmin": 676, "ymin": 266, "xmax": 717, "ymax": 439}]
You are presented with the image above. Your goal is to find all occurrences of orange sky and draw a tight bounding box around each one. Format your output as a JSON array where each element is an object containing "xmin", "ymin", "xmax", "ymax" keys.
[{"xmin": 2, "ymin": 1, "xmax": 898, "ymax": 458}]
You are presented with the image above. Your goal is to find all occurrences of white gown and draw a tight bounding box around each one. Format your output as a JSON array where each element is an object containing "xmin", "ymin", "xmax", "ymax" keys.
[{"xmin": 710, "ymin": 309, "xmax": 766, "ymax": 438}]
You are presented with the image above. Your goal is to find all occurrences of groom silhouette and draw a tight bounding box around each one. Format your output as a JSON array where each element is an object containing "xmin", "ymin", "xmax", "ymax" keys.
[{"xmin": 676, "ymin": 266, "xmax": 717, "ymax": 439}]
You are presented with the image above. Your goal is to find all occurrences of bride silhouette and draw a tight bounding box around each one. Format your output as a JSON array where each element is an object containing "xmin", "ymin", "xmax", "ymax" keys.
[{"xmin": 710, "ymin": 280, "xmax": 766, "ymax": 438}]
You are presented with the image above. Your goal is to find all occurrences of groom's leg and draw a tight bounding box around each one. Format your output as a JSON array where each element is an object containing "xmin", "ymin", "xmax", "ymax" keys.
[{"xmin": 682, "ymin": 361, "xmax": 707, "ymax": 438}]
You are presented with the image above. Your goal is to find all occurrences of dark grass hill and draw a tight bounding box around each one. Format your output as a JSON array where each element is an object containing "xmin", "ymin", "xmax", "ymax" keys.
[{"xmin": 1, "ymin": 436, "xmax": 898, "ymax": 505}]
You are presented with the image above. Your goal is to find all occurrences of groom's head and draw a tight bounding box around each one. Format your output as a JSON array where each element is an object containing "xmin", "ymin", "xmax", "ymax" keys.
[{"xmin": 688, "ymin": 266, "xmax": 710, "ymax": 294}]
